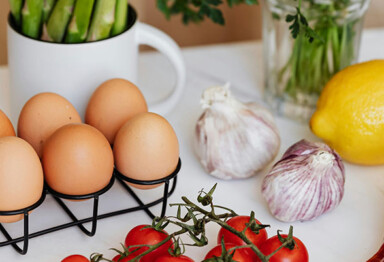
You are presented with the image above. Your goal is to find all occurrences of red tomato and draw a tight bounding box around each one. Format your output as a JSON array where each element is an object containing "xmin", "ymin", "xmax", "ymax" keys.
[
  {"xmin": 217, "ymin": 216, "xmax": 268, "ymax": 260},
  {"xmin": 257, "ymin": 234, "xmax": 309, "ymax": 262},
  {"xmin": 61, "ymin": 254, "xmax": 89, "ymax": 262},
  {"xmin": 205, "ymin": 243, "xmax": 254, "ymax": 262},
  {"xmin": 217, "ymin": 216, "xmax": 268, "ymax": 246},
  {"xmin": 154, "ymin": 254, "xmax": 194, "ymax": 262},
  {"xmin": 124, "ymin": 224, "xmax": 173, "ymax": 262}
]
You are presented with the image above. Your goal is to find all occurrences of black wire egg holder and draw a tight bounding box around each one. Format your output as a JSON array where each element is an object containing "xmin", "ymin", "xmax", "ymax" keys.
[{"xmin": 0, "ymin": 158, "xmax": 181, "ymax": 255}]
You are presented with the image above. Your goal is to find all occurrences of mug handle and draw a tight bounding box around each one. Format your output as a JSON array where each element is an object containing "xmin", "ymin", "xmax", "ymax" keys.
[{"xmin": 136, "ymin": 22, "xmax": 186, "ymax": 115}]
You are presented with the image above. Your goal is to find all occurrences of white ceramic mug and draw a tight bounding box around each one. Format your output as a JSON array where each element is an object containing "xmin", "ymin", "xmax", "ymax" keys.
[{"xmin": 7, "ymin": 6, "xmax": 186, "ymax": 123}]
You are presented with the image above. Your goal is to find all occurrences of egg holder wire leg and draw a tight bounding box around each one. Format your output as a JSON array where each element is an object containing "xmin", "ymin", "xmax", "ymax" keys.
[
  {"xmin": 0, "ymin": 158, "xmax": 180, "ymax": 254},
  {"xmin": 45, "ymin": 174, "xmax": 116, "ymax": 236},
  {"xmin": 0, "ymin": 191, "xmax": 46, "ymax": 254}
]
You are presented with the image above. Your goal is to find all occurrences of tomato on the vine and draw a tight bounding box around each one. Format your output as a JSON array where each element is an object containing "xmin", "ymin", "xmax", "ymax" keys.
[
  {"xmin": 124, "ymin": 224, "xmax": 173, "ymax": 262},
  {"xmin": 154, "ymin": 254, "xmax": 194, "ymax": 262},
  {"xmin": 257, "ymin": 234, "xmax": 309, "ymax": 262},
  {"xmin": 217, "ymin": 216, "xmax": 268, "ymax": 247},
  {"xmin": 61, "ymin": 254, "xmax": 89, "ymax": 262},
  {"xmin": 205, "ymin": 243, "xmax": 254, "ymax": 262},
  {"xmin": 217, "ymin": 215, "xmax": 268, "ymax": 260}
]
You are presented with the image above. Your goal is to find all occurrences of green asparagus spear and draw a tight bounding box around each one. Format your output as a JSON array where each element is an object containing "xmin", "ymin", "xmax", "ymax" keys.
[
  {"xmin": 42, "ymin": 0, "xmax": 56, "ymax": 22},
  {"xmin": 111, "ymin": 0, "xmax": 128, "ymax": 37},
  {"xmin": 8, "ymin": 0, "xmax": 23, "ymax": 26},
  {"xmin": 64, "ymin": 0, "xmax": 95, "ymax": 43},
  {"xmin": 44, "ymin": 0, "xmax": 75, "ymax": 42},
  {"xmin": 87, "ymin": 0, "xmax": 116, "ymax": 42},
  {"xmin": 21, "ymin": 0, "xmax": 44, "ymax": 38}
]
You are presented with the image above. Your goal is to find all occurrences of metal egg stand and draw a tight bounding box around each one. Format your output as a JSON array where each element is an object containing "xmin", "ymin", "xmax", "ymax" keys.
[{"xmin": 0, "ymin": 158, "xmax": 181, "ymax": 255}]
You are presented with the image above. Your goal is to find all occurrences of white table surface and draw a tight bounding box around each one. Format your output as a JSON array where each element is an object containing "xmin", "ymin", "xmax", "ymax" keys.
[{"xmin": 1, "ymin": 28, "xmax": 384, "ymax": 262}]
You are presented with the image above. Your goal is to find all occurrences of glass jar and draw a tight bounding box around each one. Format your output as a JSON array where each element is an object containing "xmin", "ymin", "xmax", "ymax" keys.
[{"xmin": 262, "ymin": 0, "xmax": 371, "ymax": 122}]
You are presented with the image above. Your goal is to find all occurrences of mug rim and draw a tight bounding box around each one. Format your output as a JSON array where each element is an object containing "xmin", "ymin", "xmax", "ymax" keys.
[{"xmin": 8, "ymin": 4, "xmax": 138, "ymax": 45}]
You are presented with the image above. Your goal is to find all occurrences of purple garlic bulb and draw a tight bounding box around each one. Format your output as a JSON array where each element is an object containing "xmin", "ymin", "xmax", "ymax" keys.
[{"xmin": 262, "ymin": 139, "xmax": 345, "ymax": 222}]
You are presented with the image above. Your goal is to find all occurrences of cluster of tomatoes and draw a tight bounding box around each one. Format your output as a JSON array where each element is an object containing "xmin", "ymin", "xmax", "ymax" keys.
[
  {"xmin": 205, "ymin": 216, "xmax": 308, "ymax": 262},
  {"xmin": 61, "ymin": 215, "xmax": 308, "ymax": 262}
]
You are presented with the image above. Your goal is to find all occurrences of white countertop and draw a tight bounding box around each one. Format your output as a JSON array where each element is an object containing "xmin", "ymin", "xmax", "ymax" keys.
[{"xmin": 1, "ymin": 28, "xmax": 384, "ymax": 262}]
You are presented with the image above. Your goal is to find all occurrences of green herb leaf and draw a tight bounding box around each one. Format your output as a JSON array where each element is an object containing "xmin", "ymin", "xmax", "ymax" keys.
[
  {"xmin": 286, "ymin": 14, "xmax": 296, "ymax": 23},
  {"xmin": 209, "ymin": 8, "xmax": 225, "ymax": 25},
  {"xmin": 227, "ymin": 0, "xmax": 258, "ymax": 7},
  {"xmin": 245, "ymin": 0, "xmax": 258, "ymax": 5},
  {"xmin": 157, "ymin": 0, "xmax": 257, "ymax": 25},
  {"xmin": 157, "ymin": 0, "xmax": 171, "ymax": 19},
  {"xmin": 286, "ymin": 7, "xmax": 322, "ymax": 43},
  {"xmin": 206, "ymin": 0, "xmax": 223, "ymax": 6}
]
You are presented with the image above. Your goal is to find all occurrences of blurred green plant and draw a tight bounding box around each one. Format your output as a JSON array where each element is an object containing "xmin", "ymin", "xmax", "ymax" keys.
[{"xmin": 8, "ymin": 0, "xmax": 260, "ymax": 43}]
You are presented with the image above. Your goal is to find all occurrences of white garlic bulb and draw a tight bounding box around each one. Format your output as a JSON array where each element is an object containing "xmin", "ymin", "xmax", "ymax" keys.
[
  {"xmin": 194, "ymin": 83, "xmax": 280, "ymax": 179},
  {"xmin": 262, "ymin": 139, "xmax": 345, "ymax": 222}
]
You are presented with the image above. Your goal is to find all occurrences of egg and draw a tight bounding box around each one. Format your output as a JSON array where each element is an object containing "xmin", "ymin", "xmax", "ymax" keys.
[
  {"xmin": 113, "ymin": 112, "xmax": 179, "ymax": 189},
  {"xmin": 85, "ymin": 78, "xmax": 148, "ymax": 144},
  {"xmin": 0, "ymin": 110, "xmax": 15, "ymax": 137},
  {"xmin": 42, "ymin": 123, "xmax": 114, "ymax": 196},
  {"xmin": 0, "ymin": 136, "xmax": 44, "ymax": 223},
  {"xmin": 17, "ymin": 92, "xmax": 82, "ymax": 158}
]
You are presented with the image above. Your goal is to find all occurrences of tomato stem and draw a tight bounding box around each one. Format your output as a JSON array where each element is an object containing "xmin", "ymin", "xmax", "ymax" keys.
[
  {"xmin": 90, "ymin": 252, "xmax": 113, "ymax": 262},
  {"xmin": 265, "ymin": 226, "xmax": 296, "ymax": 260},
  {"xmin": 176, "ymin": 196, "xmax": 270, "ymax": 261}
]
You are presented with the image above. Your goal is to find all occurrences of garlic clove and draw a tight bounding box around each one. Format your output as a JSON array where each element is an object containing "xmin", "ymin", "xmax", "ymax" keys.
[
  {"xmin": 194, "ymin": 84, "xmax": 280, "ymax": 180},
  {"xmin": 262, "ymin": 139, "xmax": 345, "ymax": 222}
]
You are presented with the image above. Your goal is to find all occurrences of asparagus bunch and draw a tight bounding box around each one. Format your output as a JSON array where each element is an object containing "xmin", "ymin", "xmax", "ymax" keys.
[{"xmin": 8, "ymin": 0, "xmax": 129, "ymax": 43}]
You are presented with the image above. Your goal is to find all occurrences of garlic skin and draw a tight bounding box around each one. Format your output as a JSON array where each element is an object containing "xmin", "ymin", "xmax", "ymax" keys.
[
  {"xmin": 262, "ymin": 139, "xmax": 345, "ymax": 222},
  {"xmin": 194, "ymin": 84, "xmax": 280, "ymax": 179}
]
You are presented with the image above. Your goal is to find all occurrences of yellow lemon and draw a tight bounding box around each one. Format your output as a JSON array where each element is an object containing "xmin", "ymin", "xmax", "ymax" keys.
[{"xmin": 310, "ymin": 60, "xmax": 384, "ymax": 165}]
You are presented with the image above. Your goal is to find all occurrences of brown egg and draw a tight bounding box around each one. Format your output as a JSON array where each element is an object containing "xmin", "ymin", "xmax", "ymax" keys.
[
  {"xmin": 18, "ymin": 92, "xmax": 82, "ymax": 158},
  {"xmin": 0, "ymin": 136, "xmax": 44, "ymax": 223},
  {"xmin": 0, "ymin": 110, "xmax": 15, "ymax": 137},
  {"xmin": 42, "ymin": 123, "xmax": 114, "ymax": 196},
  {"xmin": 85, "ymin": 78, "xmax": 148, "ymax": 144},
  {"xmin": 113, "ymin": 112, "xmax": 179, "ymax": 189}
]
